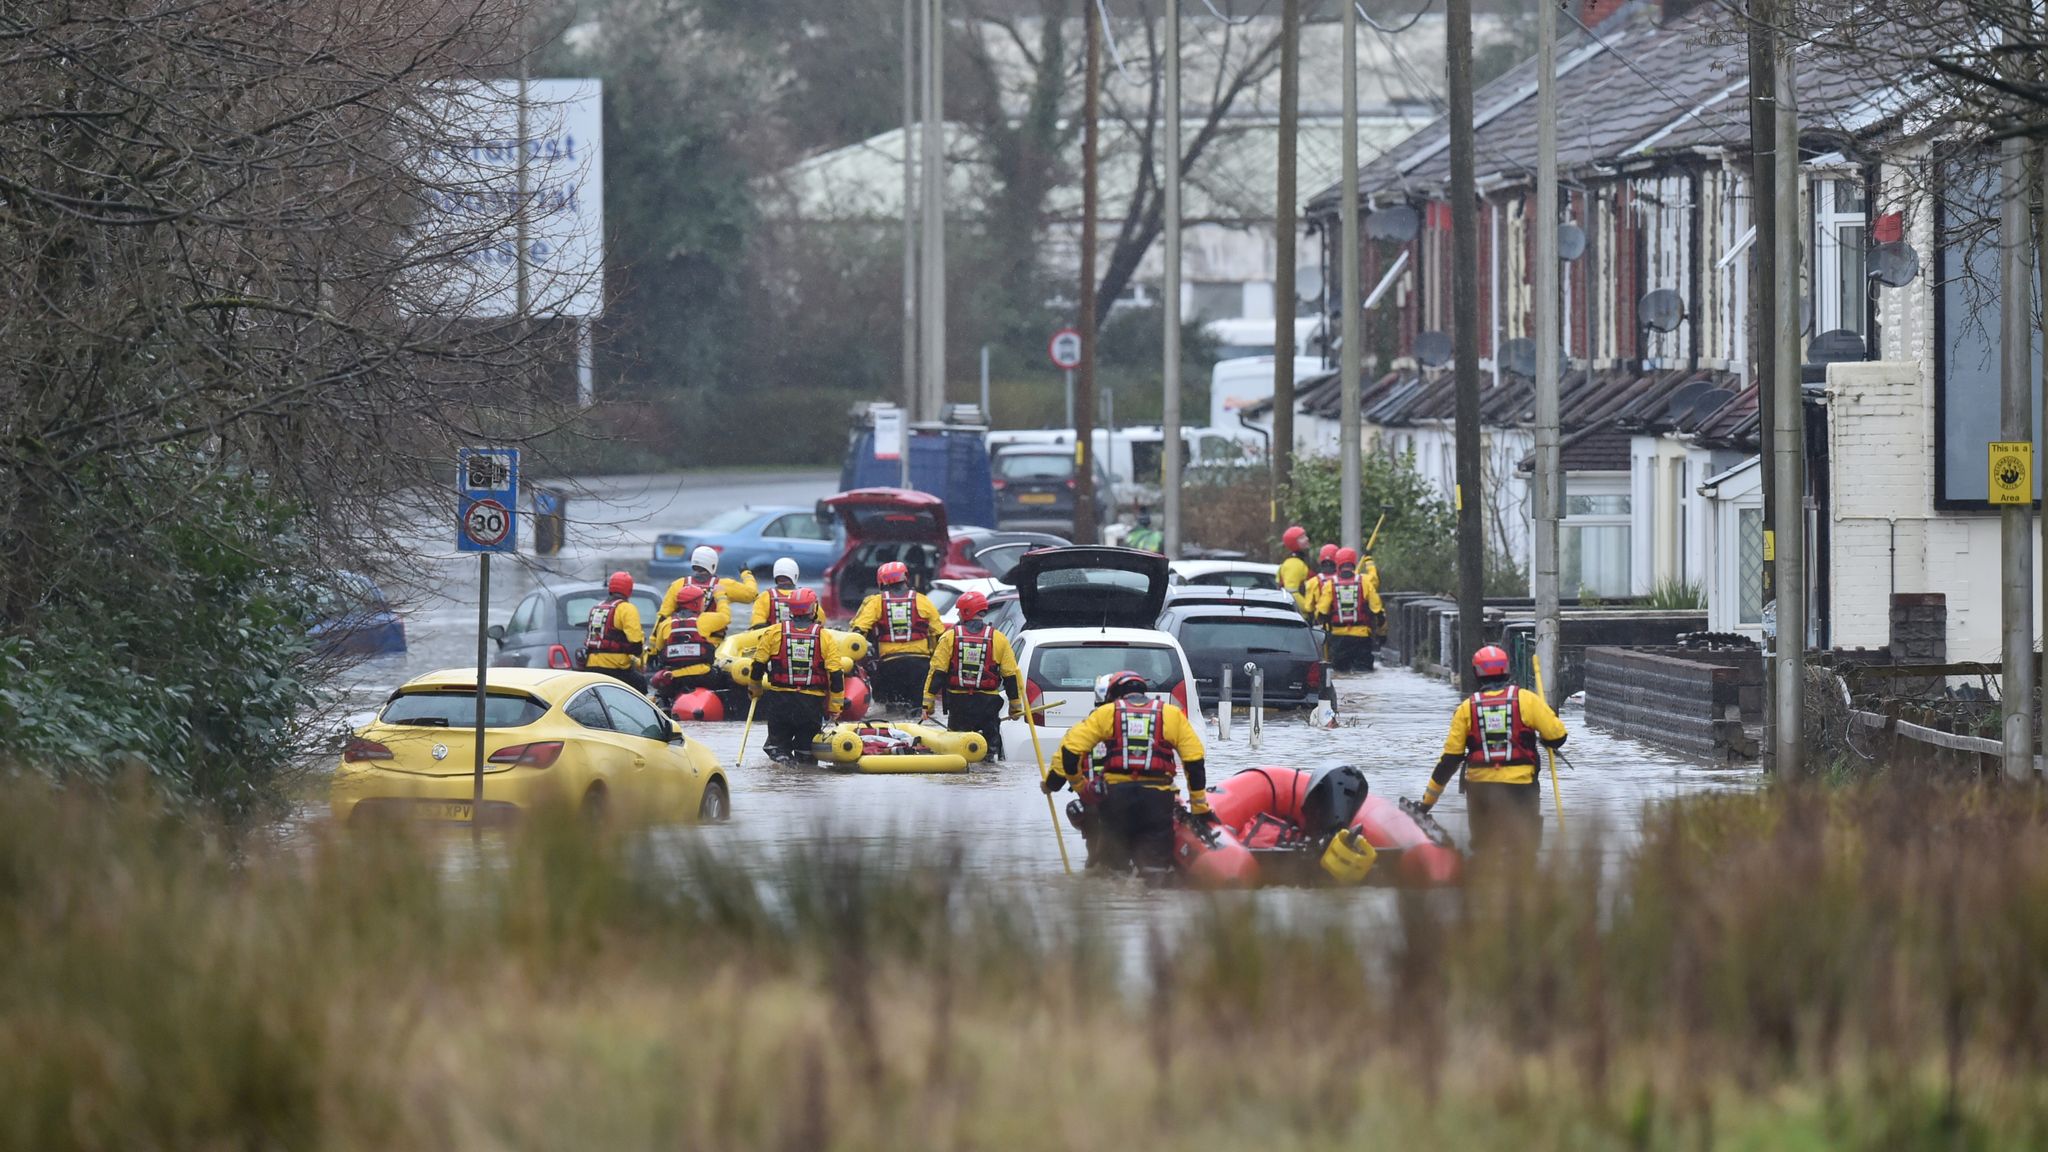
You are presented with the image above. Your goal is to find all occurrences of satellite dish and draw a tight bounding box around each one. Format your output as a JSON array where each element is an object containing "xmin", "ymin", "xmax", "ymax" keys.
[
  {"xmin": 1639, "ymin": 288, "xmax": 1687, "ymax": 334},
  {"xmin": 1807, "ymin": 329, "xmax": 1867, "ymax": 365},
  {"xmin": 1682, "ymin": 387, "xmax": 1737, "ymax": 425},
  {"xmin": 1501, "ymin": 337, "xmax": 1537, "ymax": 377},
  {"xmin": 1367, "ymin": 204, "xmax": 1421, "ymax": 243},
  {"xmin": 1415, "ymin": 330, "xmax": 1452, "ymax": 368},
  {"xmin": 1871, "ymin": 241, "xmax": 1921, "ymax": 288},
  {"xmin": 1557, "ymin": 224, "xmax": 1587, "ymax": 262},
  {"xmin": 1298, "ymin": 266, "xmax": 1325, "ymax": 299},
  {"xmin": 1661, "ymin": 380, "xmax": 1711, "ymax": 421}
]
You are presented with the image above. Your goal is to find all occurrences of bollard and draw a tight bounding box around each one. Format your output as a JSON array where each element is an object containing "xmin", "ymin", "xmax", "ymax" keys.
[
  {"xmin": 1217, "ymin": 664, "xmax": 1233, "ymax": 740},
  {"xmin": 1246, "ymin": 661, "xmax": 1264, "ymax": 751}
]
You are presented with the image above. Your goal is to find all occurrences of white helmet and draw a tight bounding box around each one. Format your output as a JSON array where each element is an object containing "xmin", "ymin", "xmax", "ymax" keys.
[
  {"xmin": 772, "ymin": 557, "xmax": 799, "ymax": 583},
  {"xmin": 690, "ymin": 545, "xmax": 719, "ymax": 574}
]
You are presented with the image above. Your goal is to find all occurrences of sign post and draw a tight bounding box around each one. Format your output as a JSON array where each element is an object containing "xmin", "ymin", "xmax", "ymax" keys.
[
  {"xmin": 1049, "ymin": 328, "xmax": 1082, "ymax": 431},
  {"xmin": 458, "ymin": 447, "xmax": 521, "ymax": 824}
]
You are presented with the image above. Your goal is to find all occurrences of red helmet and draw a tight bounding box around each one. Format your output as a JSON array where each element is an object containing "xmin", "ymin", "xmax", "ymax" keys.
[
  {"xmin": 1335, "ymin": 547, "xmax": 1359, "ymax": 567},
  {"xmin": 1473, "ymin": 645, "xmax": 1510, "ymax": 679},
  {"xmin": 878, "ymin": 561, "xmax": 909, "ymax": 586},
  {"xmin": 673, "ymin": 583, "xmax": 706, "ymax": 609},
  {"xmin": 956, "ymin": 591, "xmax": 989, "ymax": 620},
  {"xmin": 1101, "ymin": 670, "xmax": 1149, "ymax": 703},
  {"xmin": 1318, "ymin": 543, "xmax": 1339, "ymax": 564},
  {"xmin": 789, "ymin": 587, "xmax": 820, "ymax": 617},
  {"xmin": 1282, "ymin": 525, "xmax": 1309, "ymax": 552},
  {"xmin": 607, "ymin": 571, "xmax": 634, "ymax": 596}
]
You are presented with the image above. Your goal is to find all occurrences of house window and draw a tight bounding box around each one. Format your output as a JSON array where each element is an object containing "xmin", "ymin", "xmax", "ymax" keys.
[
  {"xmin": 1814, "ymin": 178, "xmax": 1867, "ymax": 339},
  {"xmin": 1737, "ymin": 507, "xmax": 1764, "ymax": 624},
  {"xmin": 1562, "ymin": 477, "xmax": 1631, "ymax": 599}
]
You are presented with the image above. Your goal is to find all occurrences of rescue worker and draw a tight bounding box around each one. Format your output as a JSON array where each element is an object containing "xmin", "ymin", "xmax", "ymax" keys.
[
  {"xmin": 745, "ymin": 587, "xmax": 849, "ymax": 763},
  {"xmin": 579, "ymin": 571, "xmax": 648, "ymax": 692},
  {"xmin": 1308, "ymin": 544, "xmax": 1340, "ymax": 624},
  {"xmin": 921, "ymin": 590, "xmax": 1022, "ymax": 757},
  {"xmin": 1126, "ymin": 510, "xmax": 1163, "ymax": 553},
  {"xmin": 1322, "ymin": 547, "xmax": 1386, "ymax": 672},
  {"xmin": 851, "ymin": 560, "xmax": 945, "ymax": 712},
  {"xmin": 1044, "ymin": 670, "xmax": 1208, "ymax": 873},
  {"xmin": 761, "ymin": 557, "xmax": 804, "ymax": 625},
  {"xmin": 1418, "ymin": 645, "xmax": 1568, "ymax": 856},
  {"xmin": 1278, "ymin": 525, "xmax": 1314, "ymax": 616},
  {"xmin": 660, "ymin": 545, "xmax": 759, "ymax": 627},
  {"xmin": 646, "ymin": 583, "xmax": 729, "ymax": 707}
]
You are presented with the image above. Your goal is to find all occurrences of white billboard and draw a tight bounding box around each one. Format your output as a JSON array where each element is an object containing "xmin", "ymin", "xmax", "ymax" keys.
[{"xmin": 413, "ymin": 79, "xmax": 604, "ymax": 318}]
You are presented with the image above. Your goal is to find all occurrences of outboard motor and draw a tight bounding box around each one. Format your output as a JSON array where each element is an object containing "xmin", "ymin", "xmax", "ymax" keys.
[{"xmin": 1299, "ymin": 764, "xmax": 1369, "ymax": 836}]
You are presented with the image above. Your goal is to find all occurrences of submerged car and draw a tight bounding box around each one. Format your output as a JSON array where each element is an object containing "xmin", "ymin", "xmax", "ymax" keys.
[
  {"xmin": 309, "ymin": 571, "xmax": 407, "ymax": 657},
  {"xmin": 818, "ymin": 488, "xmax": 990, "ymax": 619},
  {"xmin": 490, "ymin": 582, "xmax": 662, "ymax": 670},
  {"xmin": 649, "ymin": 505, "xmax": 836, "ymax": 583},
  {"xmin": 998, "ymin": 546, "xmax": 1198, "ymax": 751},
  {"xmin": 332, "ymin": 668, "xmax": 730, "ymax": 825},
  {"xmin": 1167, "ymin": 559, "xmax": 1281, "ymax": 590},
  {"xmin": 946, "ymin": 527, "xmax": 1070, "ymax": 581},
  {"xmin": 991, "ymin": 446, "xmax": 1113, "ymax": 539},
  {"xmin": 1157, "ymin": 595, "xmax": 1325, "ymax": 710}
]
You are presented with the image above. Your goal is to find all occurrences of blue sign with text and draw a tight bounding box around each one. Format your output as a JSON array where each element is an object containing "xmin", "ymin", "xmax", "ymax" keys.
[{"xmin": 457, "ymin": 447, "xmax": 521, "ymax": 553}]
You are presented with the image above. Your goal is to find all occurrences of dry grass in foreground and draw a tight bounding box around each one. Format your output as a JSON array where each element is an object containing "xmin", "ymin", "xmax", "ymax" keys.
[{"xmin": 4, "ymin": 781, "xmax": 2048, "ymax": 1149}]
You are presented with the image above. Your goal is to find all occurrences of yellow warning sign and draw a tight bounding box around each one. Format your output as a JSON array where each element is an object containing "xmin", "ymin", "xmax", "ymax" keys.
[
  {"xmin": 1989, "ymin": 441, "xmax": 2033, "ymax": 505},
  {"xmin": 1763, "ymin": 530, "xmax": 1774, "ymax": 563}
]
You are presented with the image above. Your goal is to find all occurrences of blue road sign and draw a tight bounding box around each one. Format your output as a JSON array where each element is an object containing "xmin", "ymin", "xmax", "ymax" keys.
[{"xmin": 458, "ymin": 447, "xmax": 521, "ymax": 553}]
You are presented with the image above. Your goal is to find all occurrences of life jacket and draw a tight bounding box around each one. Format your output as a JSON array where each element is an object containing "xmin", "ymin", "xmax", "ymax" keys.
[
  {"xmin": 768, "ymin": 586, "xmax": 799, "ymax": 625},
  {"xmin": 1330, "ymin": 572, "xmax": 1367, "ymax": 627},
  {"xmin": 946, "ymin": 620, "xmax": 1003, "ymax": 692},
  {"xmin": 880, "ymin": 589, "xmax": 929, "ymax": 644},
  {"xmin": 1101, "ymin": 696, "xmax": 1178, "ymax": 780},
  {"xmin": 585, "ymin": 596, "xmax": 636, "ymax": 654},
  {"xmin": 1465, "ymin": 684, "xmax": 1539, "ymax": 767},
  {"xmin": 654, "ymin": 613, "xmax": 714, "ymax": 670},
  {"xmin": 768, "ymin": 621, "xmax": 829, "ymax": 690}
]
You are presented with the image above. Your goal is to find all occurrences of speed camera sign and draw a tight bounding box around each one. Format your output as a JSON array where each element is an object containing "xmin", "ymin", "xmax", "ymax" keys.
[{"xmin": 457, "ymin": 447, "xmax": 520, "ymax": 553}]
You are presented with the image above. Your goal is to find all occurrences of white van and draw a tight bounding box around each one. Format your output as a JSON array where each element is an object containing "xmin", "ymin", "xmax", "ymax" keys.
[
  {"xmin": 985, "ymin": 425, "xmax": 1261, "ymax": 511},
  {"xmin": 1204, "ymin": 317, "xmax": 1324, "ymax": 362},
  {"xmin": 1209, "ymin": 356, "xmax": 1331, "ymax": 432}
]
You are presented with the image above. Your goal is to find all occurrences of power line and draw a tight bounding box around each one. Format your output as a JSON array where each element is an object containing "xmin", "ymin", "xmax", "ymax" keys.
[{"xmin": 1357, "ymin": 0, "xmax": 1429, "ymax": 36}]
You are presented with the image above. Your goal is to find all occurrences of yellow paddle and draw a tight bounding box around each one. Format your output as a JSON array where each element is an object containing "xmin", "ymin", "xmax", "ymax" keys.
[
  {"xmin": 735, "ymin": 691, "xmax": 759, "ymax": 767},
  {"xmin": 1017, "ymin": 669, "xmax": 1072, "ymax": 875},
  {"xmin": 1532, "ymin": 652, "xmax": 1566, "ymax": 833}
]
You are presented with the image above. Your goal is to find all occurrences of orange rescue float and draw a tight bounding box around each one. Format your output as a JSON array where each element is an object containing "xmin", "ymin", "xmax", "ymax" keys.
[{"xmin": 1206, "ymin": 765, "xmax": 1463, "ymax": 887}]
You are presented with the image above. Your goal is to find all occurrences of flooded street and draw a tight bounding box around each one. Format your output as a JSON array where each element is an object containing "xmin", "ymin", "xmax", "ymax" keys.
[{"xmin": 321, "ymin": 471, "xmax": 1758, "ymax": 932}]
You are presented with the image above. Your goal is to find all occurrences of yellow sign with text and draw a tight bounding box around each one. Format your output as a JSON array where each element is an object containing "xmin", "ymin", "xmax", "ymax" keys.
[{"xmin": 1989, "ymin": 441, "xmax": 2033, "ymax": 505}]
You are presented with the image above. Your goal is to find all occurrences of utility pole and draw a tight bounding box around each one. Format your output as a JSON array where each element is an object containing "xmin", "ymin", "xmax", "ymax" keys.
[
  {"xmin": 1162, "ymin": 0, "xmax": 1184, "ymax": 557},
  {"xmin": 1532, "ymin": 0, "xmax": 1561, "ymax": 705},
  {"xmin": 901, "ymin": 0, "xmax": 919, "ymax": 463},
  {"xmin": 1769, "ymin": 42, "xmax": 1804, "ymax": 776},
  {"xmin": 1075, "ymin": 0, "xmax": 1101, "ymax": 543},
  {"xmin": 920, "ymin": 0, "xmax": 947, "ymax": 421},
  {"xmin": 2000, "ymin": 133, "xmax": 2035, "ymax": 779},
  {"xmin": 1448, "ymin": 0, "xmax": 1485, "ymax": 689},
  {"xmin": 2036, "ymin": 143, "xmax": 2048, "ymax": 768},
  {"xmin": 1746, "ymin": 2, "xmax": 1778, "ymax": 761},
  {"xmin": 1338, "ymin": 0, "xmax": 1362, "ymax": 552},
  {"xmin": 1271, "ymin": 0, "xmax": 1300, "ymax": 537}
]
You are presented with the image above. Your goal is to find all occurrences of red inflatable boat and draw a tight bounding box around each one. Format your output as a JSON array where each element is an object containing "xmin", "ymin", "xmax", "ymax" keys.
[{"xmin": 1206, "ymin": 766, "xmax": 1463, "ymax": 886}]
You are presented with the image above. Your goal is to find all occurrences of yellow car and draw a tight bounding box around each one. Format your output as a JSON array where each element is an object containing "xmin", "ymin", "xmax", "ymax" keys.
[{"xmin": 331, "ymin": 668, "xmax": 731, "ymax": 825}]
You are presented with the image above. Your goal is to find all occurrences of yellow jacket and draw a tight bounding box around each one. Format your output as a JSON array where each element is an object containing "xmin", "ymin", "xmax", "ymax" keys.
[
  {"xmin": 1320, "ymin": 569, "xmax": 1385, "ymax": 638},
  {"xmin": 1438, "ymin": 686, "xmax": 1568, "ymax": 785},
  {"xmin": 1278, "ymin": 554, "xmax": 1313, "ymax": 615},
  {"xmin": 745, "ymin": 622, "xmax": 848, "ymax": 707},
  {"xmin": 648, "ymin": 608, "xmax": 729, "ymax": 677},
  {"xmin": 1058, "ymin": 699, "xmax": 1207, "ymax": 794},
  {"xmin": 583, "ymin": 599, "xmax": 644, "ymax": 671},
  {"xmin": 852, "ymin": 590, "xmax": 945, "ymax": 660},
  {"xmin": 659, "ymin": 571, "xmax": 758, "ymax": 623},
  {"xmin": 923, "ymin": 624, "xmax": 1020, "ymax": 703}
]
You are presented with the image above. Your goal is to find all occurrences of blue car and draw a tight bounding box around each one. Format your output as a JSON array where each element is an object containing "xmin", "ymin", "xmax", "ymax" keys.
[
  {"xmin": 648, "ymin": 506, "xmax": 838, "ymax": 583},
  {"xmin": 309, "ymin": 571, "xmax": 407, "ymax": 657}
]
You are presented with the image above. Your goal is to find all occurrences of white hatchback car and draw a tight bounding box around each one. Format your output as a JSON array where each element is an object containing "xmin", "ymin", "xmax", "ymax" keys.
[
  {"xmin": 1167, "ymin": 559, "xmax": 1281, "ymax": 590},
  {"xmin": 996, "ymin": 547, "xmax": 1200, "ymax": 757}
]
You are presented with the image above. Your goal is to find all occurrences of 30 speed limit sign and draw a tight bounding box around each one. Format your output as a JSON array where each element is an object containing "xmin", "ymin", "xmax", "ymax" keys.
[{"xmin": 464, "ymin": 499, "xmax": 512, "ymax": 547}]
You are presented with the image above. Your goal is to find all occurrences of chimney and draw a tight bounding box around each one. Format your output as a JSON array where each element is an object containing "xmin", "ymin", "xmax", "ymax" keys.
[{"xmin": 1580, "ymin": 0, "xmax": 1628, "ymax": 28}]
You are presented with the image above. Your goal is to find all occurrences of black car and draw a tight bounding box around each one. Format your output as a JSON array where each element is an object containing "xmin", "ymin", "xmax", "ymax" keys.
[
  {"xmin": 991, "ymin": 447, "xmax": 1113, "ymax": 539},
  {"xmin": 1156, "ymin": 600, "xmax": 1325, "ymax": 710},
  {"xmin": 489, "ymin": 582, "xmax": 663, "ymax": 669}
]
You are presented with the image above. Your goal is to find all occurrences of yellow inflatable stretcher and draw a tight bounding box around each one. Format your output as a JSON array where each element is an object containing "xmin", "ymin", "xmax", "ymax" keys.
[
  {"xmin": 715, "ymin": 627, "xmax": 869, "ymax": 672},
  {"xmin": 809, "ymin": 721, "xmax": 987, "ymax": 774}
]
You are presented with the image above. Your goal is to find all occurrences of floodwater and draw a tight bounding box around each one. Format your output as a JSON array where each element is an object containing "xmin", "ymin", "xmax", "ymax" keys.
[{"xmin": 325, "ymin": 549, "xmax": 1758, "ymax": 917}]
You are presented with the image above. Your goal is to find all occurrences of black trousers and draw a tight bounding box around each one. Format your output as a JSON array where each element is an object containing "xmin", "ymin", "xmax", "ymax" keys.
[
  {"xmin": 872, "ymin": 655, "xmax": 930, "ymax": 711},
  {"xmin": 591, "ymin": 664, "xmax": 649, "ymax": 693},
  {"xmin": 1328, "ymin": 634, "xmax": 1377, "ymax": 672},
  {"xmin": 1467, "ymin": 780, "xmax": 1542, "ymax": 859},
  {"xmin": 1089, "ymin": 783, "xmax": 1176, "ymax": 873},
  {"xmin": 758, "ymin": 689, "xmax": 826, "ymax": 760},
  {"xmin": 941, "ymin": 690, "xmax": 1005, "ymax": 759}
]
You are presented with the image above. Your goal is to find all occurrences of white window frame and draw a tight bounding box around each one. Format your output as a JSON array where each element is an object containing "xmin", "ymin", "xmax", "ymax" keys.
[
  {"xmin": 1813, "ymin": 176, "xmax": 1868, "ymax": 340},
  {"xmin": 1562, "ymin": 471, "xmax": 1633, "ymax": 600}
]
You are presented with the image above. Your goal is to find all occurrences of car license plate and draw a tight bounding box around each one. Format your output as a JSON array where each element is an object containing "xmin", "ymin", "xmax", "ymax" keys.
[
  {"xmin": 1019, "ymin": 493, "xmax": 1057, "ymax": 505},
  {"xmin": 660, "ymin": 544, "xmax": 685, "ymax": 558},
  {"xmin": 420, "ymin": 801, "xmax": 475, "ymax": 821}
]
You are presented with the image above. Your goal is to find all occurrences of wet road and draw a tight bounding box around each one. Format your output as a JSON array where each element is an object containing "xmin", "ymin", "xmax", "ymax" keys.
[{"xmin": 329, "ymin": 466, "xmax": 1755, "ymax": 876}]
